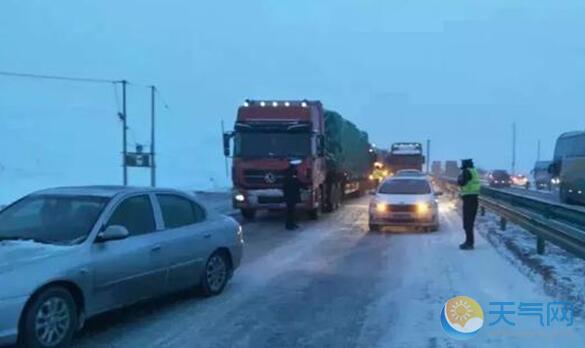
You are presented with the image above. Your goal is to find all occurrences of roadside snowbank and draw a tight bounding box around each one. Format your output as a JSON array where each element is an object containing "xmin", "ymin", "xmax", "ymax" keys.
[{"xmin": 476, "ymin": 212, "xmax": 585, "ymax": 315}]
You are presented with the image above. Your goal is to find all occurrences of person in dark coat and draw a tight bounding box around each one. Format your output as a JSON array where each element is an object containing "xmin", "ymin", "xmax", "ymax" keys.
[
  {"xmin": 283, "ymin": 161, "xmax": 302, "ymax": 230},
  {"xmin": 457, "ymin": 158, "xmax": 481, "ymax": 250}
]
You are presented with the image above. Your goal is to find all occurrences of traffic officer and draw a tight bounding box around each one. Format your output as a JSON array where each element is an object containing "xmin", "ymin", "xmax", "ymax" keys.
[
  {"xmin": 371, "ymin": 162, "xmax": 387, "ymax": 188},
  {"xmin": 457, "ymin": 158, "xmax": 481, "ymax": 250},
  {"xmin": 283, "ymin": 160, "xmax": 302, "ymax": 230}
]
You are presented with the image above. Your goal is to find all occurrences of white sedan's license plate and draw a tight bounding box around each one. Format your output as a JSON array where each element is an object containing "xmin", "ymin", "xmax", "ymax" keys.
[{"xmin": 392, "ymin": 213, "xmax": 412, "ymax": 219}]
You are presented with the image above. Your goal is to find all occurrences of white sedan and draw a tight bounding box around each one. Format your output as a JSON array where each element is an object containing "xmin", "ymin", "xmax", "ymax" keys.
[{"xmin": 369, "ymin": 177, "xmax": 441, "ymax": 232}]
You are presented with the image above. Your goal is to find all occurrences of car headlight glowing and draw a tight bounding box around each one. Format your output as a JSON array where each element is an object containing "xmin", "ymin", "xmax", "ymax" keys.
[
  {"xmin": 376, "ymin": 202, "xmax": 387, "ymax": 213},
  {"xmin": 416, "ymin": 202, "xmax": 431, "ymax": 214},
  {"xmin": 235, "ymin": 193, "xmax": 245, "ymax": 202}
]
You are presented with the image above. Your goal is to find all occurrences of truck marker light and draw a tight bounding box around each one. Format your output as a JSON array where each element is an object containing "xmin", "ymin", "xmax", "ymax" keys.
[
  {"xmin": 284, "ymin": 101, "xmax": 290, "ymax": 107},
  {"xmin": 243, "ymin": 101, "xmax": 250, "ymax": 107},
  {"xmin": 272, "ymin": 101, "xmax": 278, "ymax": 107},
  {"xmin": 235, "ymin": 194, "xmax": 245, "ymax": 202},
  {"xmin": 260, "ymin": 101, "xmax": 266, "ymax": 107},
  {"xmin": 301, "ymin": 101, "xmax": 308, "ymax": 107}
]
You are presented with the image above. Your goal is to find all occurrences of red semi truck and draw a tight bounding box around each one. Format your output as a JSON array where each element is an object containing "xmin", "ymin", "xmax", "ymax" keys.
[{"xmin": 223, "ymin": 100, "xmax": 373, "ymax": 220}]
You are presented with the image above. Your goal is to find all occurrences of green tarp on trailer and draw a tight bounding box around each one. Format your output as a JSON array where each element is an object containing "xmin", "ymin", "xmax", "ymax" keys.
[{"xmin": 324, "ymin": 110, "xmax": 371, "ymax": 180}]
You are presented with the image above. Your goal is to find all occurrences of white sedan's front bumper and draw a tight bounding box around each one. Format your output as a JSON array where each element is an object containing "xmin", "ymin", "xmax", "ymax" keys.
[
  {"xmin": 0, "ymin": 296, "xmax": 28, "ymax": 346},
  {"xmin": 369, "ymin": 209, "xmax": 438, "ymax": 227}
]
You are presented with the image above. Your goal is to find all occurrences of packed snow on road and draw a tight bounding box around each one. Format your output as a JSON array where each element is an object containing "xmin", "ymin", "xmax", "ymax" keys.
[{"xmin": 66, "ymin": 196, "xmax": 585, "ymax": 348}]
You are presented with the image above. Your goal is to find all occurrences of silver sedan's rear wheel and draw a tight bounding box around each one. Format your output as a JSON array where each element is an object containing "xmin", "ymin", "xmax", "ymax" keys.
[
  {"xmin": 21, "ymin": 287, "xmax": 77, "ymax": 348},
  {"xmin": 201, "ymin": 251, "xmax": 230, "ymax": 296}
]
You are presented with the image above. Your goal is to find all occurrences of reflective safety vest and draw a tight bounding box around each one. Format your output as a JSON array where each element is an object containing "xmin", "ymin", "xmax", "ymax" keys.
[
  {"xmin": 461, "ymin": 168, "xmax": 481, "ymax": 196},
  {"xmin": 373, "ymin": 169, "xmax": 386, "ymax": 181}
]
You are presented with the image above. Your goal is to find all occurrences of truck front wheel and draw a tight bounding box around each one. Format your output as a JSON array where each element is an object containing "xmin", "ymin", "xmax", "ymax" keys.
[{"xmin": 241, "ymin": 208, "xmax": 256, "ymax": 220}]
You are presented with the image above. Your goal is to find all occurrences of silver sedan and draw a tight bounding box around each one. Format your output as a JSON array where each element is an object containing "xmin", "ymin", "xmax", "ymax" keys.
[{"xmin": 0, "ymin": 186, "xmax": 243, "ymax": 347}]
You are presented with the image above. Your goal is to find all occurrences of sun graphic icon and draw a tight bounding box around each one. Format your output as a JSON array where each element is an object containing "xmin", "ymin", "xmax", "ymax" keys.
[
  {"xmin": 441, "ymin": 296, "xmax": 484, "ymax": 340},
  {"xmin": 448, "ymin": 298, "xmax": 473, "ymax": 325}
]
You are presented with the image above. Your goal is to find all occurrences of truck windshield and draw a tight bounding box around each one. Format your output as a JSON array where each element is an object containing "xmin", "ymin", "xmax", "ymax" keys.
[{"xmin": 234, "ymin": 132, "xmax": 311, "ymax": 158}]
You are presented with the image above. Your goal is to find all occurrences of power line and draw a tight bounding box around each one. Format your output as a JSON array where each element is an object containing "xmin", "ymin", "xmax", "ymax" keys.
[
  {"xmin": 0, "ymin": 70, "xmax": 119, "ymax": 84},
  {"xmin": 155, "ymin": 88, "xmax": 173, "ymax": 115}
]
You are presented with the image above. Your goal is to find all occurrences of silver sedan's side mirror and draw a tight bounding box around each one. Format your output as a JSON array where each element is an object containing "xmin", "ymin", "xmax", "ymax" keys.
[{"xmin": 97, "ymin": 225, "xmax": 129, "ymax": 242}]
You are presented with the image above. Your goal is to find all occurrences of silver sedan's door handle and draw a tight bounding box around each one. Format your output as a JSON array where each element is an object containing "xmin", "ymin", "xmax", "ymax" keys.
[{"xmin": 151, "ymin": 244, "xmax": 162, "ymax": 252}]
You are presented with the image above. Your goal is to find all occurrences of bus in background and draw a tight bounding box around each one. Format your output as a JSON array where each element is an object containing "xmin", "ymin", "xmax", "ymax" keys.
[
  {"xmin": 550, "ymin": 131, "xmax": 585, "ymax": 204},
  {"xmin": 532, "ymin": 160, "xmax": 552, "ymax": 190},
  {"xmin": 385, "ymin": 142, "xmax": 425, "ymax": 175}
]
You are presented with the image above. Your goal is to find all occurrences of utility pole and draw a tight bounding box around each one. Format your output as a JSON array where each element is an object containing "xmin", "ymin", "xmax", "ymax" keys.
[
  {"xmin": 537, "ymin": 139, "xmax": 541, "ymax": 162},
  {"xmin": 511, "ymin": 122, "xmax": 517, "ymax": 175},
  {"xmin": 426, "ymin": 139, "xmax": 430, "ymax": 174},
  {"xmin": 150, "ymin": 86, "xmax": 156, "ymax": 187},
  {"xmin": 122, "ymin": 80, "xmax": 128, "ymax": 185}
]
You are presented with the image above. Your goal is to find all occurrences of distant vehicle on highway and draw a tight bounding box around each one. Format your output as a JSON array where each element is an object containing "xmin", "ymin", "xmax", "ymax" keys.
[
  {"xmin": 488, "ymin": 170, "xmax": 512, "ymax": 188},
  {"xmin": 444, "ymin": 160, "xmax": 460, "ymax": 179},
  {"xmin": 431, "ymin": 160, "xmax": 442, "ymax": 177},
  {"xmin": 0, "ymin": 186, "xmax": 243, "ymax": 348},
  {"xmin": 394, "ymin": 169, "xmax": 426, "ymax": 177},
  {"xmin": 369, "ymin": 177, "xmax": 440, "ymax": 232},
  {"xmin": 532, "ymin": 160, "xmax": 552, "ymax": 190},
  {"xmin": 512, "ymin": 174, "xmax": 530, "ymax": 188},
  {"xmin": 384, "ymin": 142, "xmax": 426, "ymax": 174},
  {"xmin": 550, "ymin": 131, "xmax": 585, "ymax": 204}
]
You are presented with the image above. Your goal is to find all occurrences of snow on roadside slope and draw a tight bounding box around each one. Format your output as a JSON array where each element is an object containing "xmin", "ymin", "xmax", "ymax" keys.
[{"xmin": 476, "ymin": 211, "xmax": 585, "ymax": 315}]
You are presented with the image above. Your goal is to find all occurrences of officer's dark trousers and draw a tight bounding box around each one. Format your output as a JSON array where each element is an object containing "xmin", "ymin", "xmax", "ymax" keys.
[
  {"xmin": 285, "ymin": 202, "xmax": 297, "ymax": 229},
  {"xmin": 462, "ymin": 194, "xmax": 479, "ymax": 245}
]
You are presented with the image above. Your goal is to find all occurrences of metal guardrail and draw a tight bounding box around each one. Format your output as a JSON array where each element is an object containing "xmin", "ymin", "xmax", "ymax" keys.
[{"xmin": 436, "ymin": 176, "xmax": 585, "ymax": 259}]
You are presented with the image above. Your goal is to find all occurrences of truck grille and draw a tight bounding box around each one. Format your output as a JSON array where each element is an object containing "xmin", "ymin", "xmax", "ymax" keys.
[
  {"xmin": 387, "ymin": 204, "xmax": 417, "ymax": 212},
  {"xmin": 258, "ymin": 196, "xmax": 284, "ymax": 204},
  {"xmin": 244, "ymin": 169, "xmax": 286, "ymax": 185}
]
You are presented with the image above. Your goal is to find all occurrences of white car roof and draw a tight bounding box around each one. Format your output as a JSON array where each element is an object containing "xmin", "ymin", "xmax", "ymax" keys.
[{"xmin": 382, "ymin": 176, "xmax": 429, "ymax": 184}]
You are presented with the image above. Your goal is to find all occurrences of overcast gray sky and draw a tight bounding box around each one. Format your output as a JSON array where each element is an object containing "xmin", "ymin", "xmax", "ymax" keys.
[{"xmin": 1, "ymin": 0, "xmax": 585, "ymax": 199}]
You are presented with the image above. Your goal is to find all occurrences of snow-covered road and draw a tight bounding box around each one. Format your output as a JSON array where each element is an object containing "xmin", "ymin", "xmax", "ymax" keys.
[{"xmin": 71, "ymin": 197, "xmax": 585, "ymax": 348}]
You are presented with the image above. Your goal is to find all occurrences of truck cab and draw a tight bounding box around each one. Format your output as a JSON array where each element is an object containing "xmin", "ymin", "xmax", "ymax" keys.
[{"xmin": 223, "ymin": 100, "xmax": 326, "ymax": 219}]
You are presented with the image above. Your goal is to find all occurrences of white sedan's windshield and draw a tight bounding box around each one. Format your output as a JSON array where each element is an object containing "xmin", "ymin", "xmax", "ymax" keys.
[
  {"xmin": 379, "ymin": 179, "xmax": 431, "ymax": 195},
  {"xmin": 0, "ymin": 195, "xmax": 108, "ymax": 245}
]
